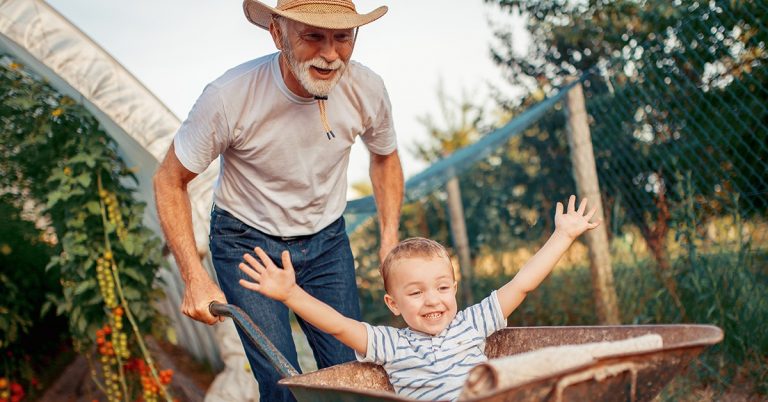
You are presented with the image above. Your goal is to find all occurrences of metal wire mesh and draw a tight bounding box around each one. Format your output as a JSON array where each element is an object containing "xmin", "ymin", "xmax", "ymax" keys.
[{"xmin": 585, "ymin": 0, "xmax": 768, "ymax": 268}]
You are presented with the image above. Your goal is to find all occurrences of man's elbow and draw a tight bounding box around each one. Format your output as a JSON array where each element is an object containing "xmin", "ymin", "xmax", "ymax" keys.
[
  {"xmin": 152, "ymin": 166, "xmax": 168, "ymax": 196},
  {"xmin": 371, "ymin": 149, "xmax": 400, "ymax": 165},
  {"xmin": 152, "ymin": 162, "xmax": 184, "ymax": 202}
]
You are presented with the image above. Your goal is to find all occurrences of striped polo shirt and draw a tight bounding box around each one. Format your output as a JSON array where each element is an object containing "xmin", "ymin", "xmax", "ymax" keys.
[{"xmin": 356, "ymin": 291, "xmax": 506, "ymax": 401}]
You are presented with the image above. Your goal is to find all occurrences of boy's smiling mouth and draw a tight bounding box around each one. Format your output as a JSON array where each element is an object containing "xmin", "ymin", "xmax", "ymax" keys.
[{"xmin": 423, "ymin": 312, "xmax": 443, "ymax": 320}]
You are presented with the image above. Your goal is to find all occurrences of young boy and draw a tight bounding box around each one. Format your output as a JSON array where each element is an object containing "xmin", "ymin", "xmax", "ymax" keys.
[{"xmin": 239, "ymin": 195, "xmax": 600, "ymax": 401}]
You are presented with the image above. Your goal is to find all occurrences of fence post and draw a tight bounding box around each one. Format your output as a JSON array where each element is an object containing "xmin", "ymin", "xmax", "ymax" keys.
[
  {"xmin": 446, "ymin": 176, "xmax": 474, "ymax": 306},
  {"xmin": 565, "ymin": 77, "xmax": 621, "ymax": 324}
]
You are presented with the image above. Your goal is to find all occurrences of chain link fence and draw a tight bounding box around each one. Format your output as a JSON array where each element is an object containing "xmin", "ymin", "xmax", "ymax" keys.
[{"xmin": 351, "ymin": 0, "xmax": 766, "ymax": 396}]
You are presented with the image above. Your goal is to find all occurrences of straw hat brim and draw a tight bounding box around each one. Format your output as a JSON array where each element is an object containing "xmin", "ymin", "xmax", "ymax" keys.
[{"xmin": 243, "ymin": 0, "xmax": 388, "ymax": 30}]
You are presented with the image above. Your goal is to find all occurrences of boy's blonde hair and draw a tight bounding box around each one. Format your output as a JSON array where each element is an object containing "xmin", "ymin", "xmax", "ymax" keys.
[{"xmin": 380, "ymin": 237, "xmax": 452, "ymax": 292}]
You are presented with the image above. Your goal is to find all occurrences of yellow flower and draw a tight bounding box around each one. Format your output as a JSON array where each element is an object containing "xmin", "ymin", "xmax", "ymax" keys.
[
  {"xmin": 52, "ymin": 108, "xmax": 63, "ymax": 117},
  {"xmin": 0, "ymin": 243, "xmax": 11, "ymax": 256},
  {"xmin": 63, "ymin": 166, "xmax": 72, "ymax": 175},
  {"xmin": 8, "ymin": 62, "xmax": 20, "ymax": 70}
]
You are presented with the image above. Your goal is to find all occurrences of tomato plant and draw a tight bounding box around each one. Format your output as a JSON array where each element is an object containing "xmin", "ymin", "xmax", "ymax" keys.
[{"xmin": 0, "ymin": 56, "xmax": 174, "ymax": 401}]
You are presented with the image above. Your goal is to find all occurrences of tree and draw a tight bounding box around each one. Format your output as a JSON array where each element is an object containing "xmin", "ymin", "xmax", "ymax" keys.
[{"xmin": 485, "ymin": 0, "xmax": 768, "ymax": 320}]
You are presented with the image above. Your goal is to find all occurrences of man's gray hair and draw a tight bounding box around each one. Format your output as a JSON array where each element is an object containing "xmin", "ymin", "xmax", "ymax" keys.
[{"xmin": 272, "ymin": 15, "xmax": 290, "ymax": 47}]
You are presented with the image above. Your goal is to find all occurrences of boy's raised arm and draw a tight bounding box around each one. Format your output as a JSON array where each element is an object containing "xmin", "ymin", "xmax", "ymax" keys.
[
  {"xmin": 239, "ymin": 247, "xmax": 368, "ymax": 355},
  {"xmin": 496, "ymin": 196, "xmax": 600, "ymax": 317}
]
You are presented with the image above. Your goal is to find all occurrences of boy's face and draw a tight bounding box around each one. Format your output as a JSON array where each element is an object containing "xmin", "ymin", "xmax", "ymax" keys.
[{"xmin": 383, "ymin": 255, "xmax": 458, "ymax": 336}]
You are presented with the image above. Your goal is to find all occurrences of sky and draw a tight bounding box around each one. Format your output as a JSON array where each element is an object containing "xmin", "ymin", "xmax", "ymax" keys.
[{"xmin": 44, "ymin": 0, "xmax": 527, "ymax": 197}]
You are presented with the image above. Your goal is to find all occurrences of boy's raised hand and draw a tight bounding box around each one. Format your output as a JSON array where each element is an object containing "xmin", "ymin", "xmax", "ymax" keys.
[
  {"xmin": 554, "ymin": 195, "xmax": 601, "ymax": 240},
  {"xmin": 239, "ymin": 247, "xmax": 297, "ymax": 302}
]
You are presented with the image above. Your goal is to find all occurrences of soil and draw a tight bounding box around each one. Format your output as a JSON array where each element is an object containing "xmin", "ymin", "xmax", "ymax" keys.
[
  {"xmin": 152, "ymin": 338, "xmax": 217, "ymax": 393},
  {"xmin": 38, "ymin": 337, "xmax": 217, "ymax": 402}
]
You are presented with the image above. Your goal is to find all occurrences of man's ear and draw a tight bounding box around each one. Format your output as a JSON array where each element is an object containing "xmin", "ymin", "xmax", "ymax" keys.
[
  {"xmin": 384, "ymin": 293, "xmax": 400, "ymax": 316},
  {"xmin": 269, "ymin": 20, "xmax": 282, "ymax": 50}
]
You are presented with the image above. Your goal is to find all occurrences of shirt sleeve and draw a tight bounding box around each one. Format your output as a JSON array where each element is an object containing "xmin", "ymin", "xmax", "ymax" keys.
[
  {"xmin": 355, "ymin": 323, "xmax": 399, "ymax": 365},
  {"xmin": 462, "ymin": 290, "xmax": 507, "ymax": 337},
  {"xmin": 360, "ymin": 84, "xmax": 397, "ymax": 156},
  {"xmin": 173, "ymin": 84, "xmax": 231, "ymax": 174}
]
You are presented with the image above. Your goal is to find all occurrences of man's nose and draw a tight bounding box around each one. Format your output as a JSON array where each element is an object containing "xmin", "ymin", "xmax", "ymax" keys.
[{"xmin": 318, "ymin": 38, "xmax": 340, "ymax": 62}]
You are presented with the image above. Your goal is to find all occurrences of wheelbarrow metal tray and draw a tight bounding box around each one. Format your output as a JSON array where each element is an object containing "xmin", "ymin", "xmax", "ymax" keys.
[{"xmin": 278, "ymin": 324, "xmax": 723, "ymax": 402}]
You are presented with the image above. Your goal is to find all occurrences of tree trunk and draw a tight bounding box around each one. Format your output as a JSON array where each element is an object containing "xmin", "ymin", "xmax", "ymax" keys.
[{"xmin": 639, "ymin": 184, "xmax": 686, "ymax": 319}]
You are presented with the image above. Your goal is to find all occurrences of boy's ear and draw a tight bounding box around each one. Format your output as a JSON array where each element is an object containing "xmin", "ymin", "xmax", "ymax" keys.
[
  {"xmin": 452, "ymin": 281, "xmax": 458, "ymax": 294},
  {"xmin": 384, "ymin": 293, "xmax": 400, "ymax": 316}
]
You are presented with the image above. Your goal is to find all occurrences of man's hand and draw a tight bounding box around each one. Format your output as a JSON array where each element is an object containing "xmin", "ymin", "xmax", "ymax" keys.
[
  {"xmin": 239, "ymin": 247, "xmax": 297, "ymax": 303},
  {"xmin": 182, "ymin": 275, "xmax": 227, "ymax": 325},
  {"xmin": 554, "ymin": 195, "xmax": 601, "ymax": 240}
]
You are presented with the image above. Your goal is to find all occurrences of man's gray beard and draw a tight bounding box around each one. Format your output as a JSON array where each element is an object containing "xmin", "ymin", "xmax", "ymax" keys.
[{"xmin": 282, "ymin": 43, "xmax": 346, "ymax": 96}]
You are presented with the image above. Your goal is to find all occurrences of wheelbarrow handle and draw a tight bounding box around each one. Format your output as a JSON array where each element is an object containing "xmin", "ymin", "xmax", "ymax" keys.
[{"xmin": 209, "ymin": 301, "xmax": 300, "ymax": 379}]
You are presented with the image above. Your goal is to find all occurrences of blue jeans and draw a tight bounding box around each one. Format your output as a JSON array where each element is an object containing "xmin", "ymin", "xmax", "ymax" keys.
[{"xmin": 209, "ymin": 206, "xmax": 360, "ymax": 402}]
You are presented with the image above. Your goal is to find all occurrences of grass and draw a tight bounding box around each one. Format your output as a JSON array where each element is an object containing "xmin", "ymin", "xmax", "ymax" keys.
[{"xmin": 358, "ymin": 247, "xmax": 767, "ymax": 398}]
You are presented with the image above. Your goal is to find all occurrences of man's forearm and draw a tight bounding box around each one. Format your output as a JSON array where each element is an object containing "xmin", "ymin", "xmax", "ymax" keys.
[
  {"xmin": 153, "ymin": 172, "xmax": 205, "ymax": 283},
  {"xmin": 370, "ymin": 151, "xmax": 404, "ymax": 250},
  {"xmin": 153, "ymin": 146, "xmax": 225, "ymax": 324}
]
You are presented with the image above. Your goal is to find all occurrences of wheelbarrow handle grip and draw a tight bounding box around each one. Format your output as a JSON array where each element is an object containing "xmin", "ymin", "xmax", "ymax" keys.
[{"xmin": 209, "ymin": 301, "xmax": 300, "ymax": 379}]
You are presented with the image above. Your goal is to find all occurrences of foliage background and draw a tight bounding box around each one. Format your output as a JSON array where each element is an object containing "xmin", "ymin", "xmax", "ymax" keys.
[
  {"xmin": 0, "ymin": 56, "xmax": 171, "ymax": 400},
  {"xmin": 352, "ymin": 0, "xmax": 767, "ymax": 399}
]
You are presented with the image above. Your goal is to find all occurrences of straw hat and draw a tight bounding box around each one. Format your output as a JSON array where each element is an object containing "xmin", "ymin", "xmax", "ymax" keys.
[{"xmin": 243, "ymin": 0, "xmax": 388, "ymax": 30}]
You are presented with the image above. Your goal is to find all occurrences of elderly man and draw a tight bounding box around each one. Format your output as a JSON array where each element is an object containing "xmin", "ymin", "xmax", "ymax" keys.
[{"xmin": 152, "ymin": 0, "xmax": 403, "ymax": 400}]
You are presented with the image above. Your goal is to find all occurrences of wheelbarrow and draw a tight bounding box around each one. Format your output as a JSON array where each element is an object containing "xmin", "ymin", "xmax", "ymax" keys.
[{"xmin": 210, "ymin": 302, "xmax": 723, "ymax": 402}]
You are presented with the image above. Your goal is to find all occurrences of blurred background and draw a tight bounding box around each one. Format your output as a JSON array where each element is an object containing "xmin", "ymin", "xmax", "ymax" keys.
[{"xmin": 0, "ymin": 0, "xmax": 765, "ymax": 401}]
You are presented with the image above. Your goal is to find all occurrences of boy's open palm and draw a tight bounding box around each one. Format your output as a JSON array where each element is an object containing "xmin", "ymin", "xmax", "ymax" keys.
[
  {"xmin": 238, "ymin": 247, "xmax": 369, "ymax": 355},
  {"xmin": 239, "ymin": 247, "xmax": 296, "ymax": 302},
  {"xmin": 555, "ymin": 195, "xmax": 601, "ymax": 239}
]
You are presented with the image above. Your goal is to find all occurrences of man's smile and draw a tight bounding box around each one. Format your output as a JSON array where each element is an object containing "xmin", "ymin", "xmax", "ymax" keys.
[{"xmin": 312, "ymin": 66, "xmax": 336, "ymax": 77}]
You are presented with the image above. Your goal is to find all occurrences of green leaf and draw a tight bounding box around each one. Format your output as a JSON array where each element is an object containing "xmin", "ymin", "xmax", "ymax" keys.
[
  {"xmin": 76, "ymin": 173, "xmax": 92, "ymax": 188},
  {"xmin": 69, "ymin": 244, "xmax": 89, "ymax": 257},
  {"xmin": 73, "ymin": 279, "xmax": 96, "ymax": 296},
  {"xmin": 66, "ymin": 216, "xmax": 84, "ymax": 229},
  {"xmin": 69, "ymin": 153, "xmax": 97, "ymax": 168},
  {"xmin": 46, "ymin": 256, "xmax": 60, "ymax": 272},
  {"xmin": 76, "ymin": 314, "xmax": 87, "ymax": 334},
  {"xmin": 122, "ymin": 287, "xmax": 141, "ymax": 301},
  {"xmin": 5, "ymin": 95, "xmax": 36, "ymax": 109},
  {"xmin": 123, "ymin": 235, "xmax": 135, "ymax": 255},
  {"xmin": 41, "ymin": 300, "xmax": 52, "ymax": 317},
  {"xmin": 83, "ymin": 293, "xmax": 103, "ymax": 306},
  {"xmin": 46, "ymin": 191, "xmax": 62, "ymax": 208},
  {"xmin": 104, "ymin": 221, "xmax": 116, "ymax": 234},
  {"xmin": 85, "ymin": 201, "xmax": 101, "ymax": 215},
  {"xmin": 122, "ymin": 267, "xmax": 148, "ymax": 286}
]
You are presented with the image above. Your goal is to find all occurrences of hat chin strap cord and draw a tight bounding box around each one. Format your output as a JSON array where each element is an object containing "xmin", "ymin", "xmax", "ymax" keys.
[{"xmin": 314, "ymin": 96, "xmax": 335, "ymax": 140}]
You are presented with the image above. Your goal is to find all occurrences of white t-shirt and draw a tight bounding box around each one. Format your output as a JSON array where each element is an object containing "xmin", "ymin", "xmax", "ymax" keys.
[
  {"xmin": 174, "ymin": 52, "xmax": 397, "ymax": 236},
  {"xmin": 356, "ymin": 291, "xmax": 507, "ymax": 401}
]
